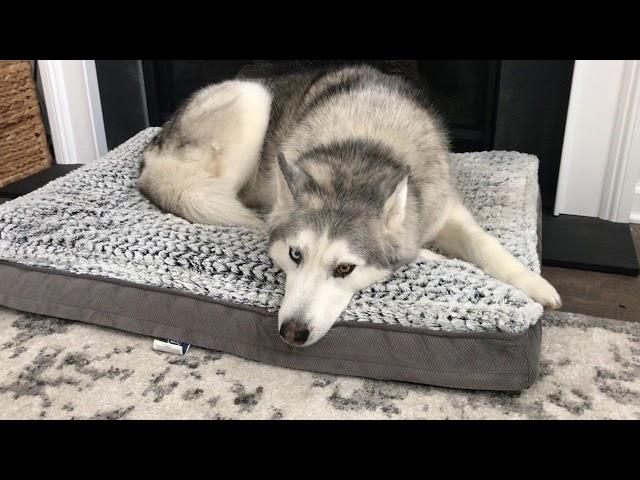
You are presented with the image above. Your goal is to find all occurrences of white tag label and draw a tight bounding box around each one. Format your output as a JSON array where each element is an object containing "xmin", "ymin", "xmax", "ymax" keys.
[{"xmin": 153, "ymin": 339, "xmax": 190, "ymax": 356}]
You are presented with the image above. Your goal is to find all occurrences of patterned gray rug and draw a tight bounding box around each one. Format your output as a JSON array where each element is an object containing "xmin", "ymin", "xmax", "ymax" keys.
[{"xmin": 1, "ymin": 305, "xmax": 638, "ymax": 419}]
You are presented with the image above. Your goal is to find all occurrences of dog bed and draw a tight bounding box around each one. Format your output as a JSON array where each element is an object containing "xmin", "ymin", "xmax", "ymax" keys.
[{"xmin": 0, "ymin": 128, "xmax": 544, "ymax": 391}]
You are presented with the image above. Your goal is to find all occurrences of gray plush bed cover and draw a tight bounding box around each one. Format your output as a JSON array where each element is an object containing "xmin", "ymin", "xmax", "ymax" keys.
[
  {"xmin": 0, "ymin": 128, "xmax": 544, "ymax": 390},
  {"xmin": 0, "ymin": 128, "xmax": 543, "ymax": 333}
]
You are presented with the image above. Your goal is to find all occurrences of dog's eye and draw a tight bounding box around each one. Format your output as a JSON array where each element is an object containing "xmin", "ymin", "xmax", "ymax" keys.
[
  {"xmin": 289, "ymin": 247, "xmax": 302, "ymax": 264},
  {"xmin": 334, "ymin": 263, "xmax": 356, "ymax": 278}
]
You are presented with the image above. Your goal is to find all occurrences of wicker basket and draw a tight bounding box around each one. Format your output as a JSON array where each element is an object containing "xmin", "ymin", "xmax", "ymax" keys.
[{"xmin": 0, "ymin": 60, "xmax": 53, "ymax": 188}]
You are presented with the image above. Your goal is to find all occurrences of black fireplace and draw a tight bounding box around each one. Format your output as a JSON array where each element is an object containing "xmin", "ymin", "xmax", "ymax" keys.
[
  {"xmin": 142, "ymin": 60, "xmax": 501, "ymax": 153},
  {"xmin": 96, "ymin": 60, "xmax": 574, "ymax": 209},
  {"xmin": 92, "ymin": 60, "xmax": 640, "ymax": 275}
]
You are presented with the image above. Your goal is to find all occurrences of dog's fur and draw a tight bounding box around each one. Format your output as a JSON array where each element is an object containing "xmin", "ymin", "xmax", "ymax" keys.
[{"xmin": 139, "ymin": 65, "xmax": 561, "ymax": 346}]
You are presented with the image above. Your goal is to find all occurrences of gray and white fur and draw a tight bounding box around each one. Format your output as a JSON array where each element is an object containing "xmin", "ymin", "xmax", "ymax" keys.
[{"xmin": 139, "ymin": 65, "xmax": 561, "ymax": 346}]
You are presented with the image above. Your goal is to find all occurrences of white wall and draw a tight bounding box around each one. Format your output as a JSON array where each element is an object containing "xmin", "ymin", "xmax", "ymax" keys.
[
  {"xmin": 631, "ymin": 180, "xmax": 640, "ymax": 224},
  {"xmin": 629, "ymin": 90, "xmax": 640, "ymax": 224},
  {"xmin": 555, "ymin": 60, "xmax": 640, "ymax": 223},
  {"xmin": 37, "ymin": 60, "xmax": 107, "ymax": 164}
]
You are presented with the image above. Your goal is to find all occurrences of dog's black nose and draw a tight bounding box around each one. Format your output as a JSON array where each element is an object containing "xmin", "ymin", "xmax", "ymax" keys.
[{"xmin": 279, "ymin": 320, "xmax": 310, "ymax": 346}]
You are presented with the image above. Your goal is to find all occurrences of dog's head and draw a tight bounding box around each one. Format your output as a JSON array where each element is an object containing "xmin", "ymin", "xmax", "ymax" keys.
[{"xmin": 267, "ymin": 149, "xmax": 415, "ymax": 346}]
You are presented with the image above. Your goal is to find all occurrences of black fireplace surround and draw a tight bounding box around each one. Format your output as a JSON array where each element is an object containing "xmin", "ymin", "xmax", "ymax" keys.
[
  {"xmin": 0, "ymin": 60, "xmax": 629, "ymax": 275},
  {"xmin": 91, "ymin": 60, "xmax": 639, "ymax": 275},
  {"xmin": 95, "ymin": 60, "xmax": 574, "ymax": 210}
]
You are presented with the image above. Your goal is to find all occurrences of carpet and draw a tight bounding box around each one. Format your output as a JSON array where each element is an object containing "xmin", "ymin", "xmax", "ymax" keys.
[{"xmin": 1, "ymin": 305, "xmax": 638, "ymax": 419}]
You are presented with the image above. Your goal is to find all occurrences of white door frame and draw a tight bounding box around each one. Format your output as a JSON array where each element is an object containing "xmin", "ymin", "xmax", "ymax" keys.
[
  {"xmin": 37, "ymin": 60, "xmax": 108, "ymax": 165},
  {"xmin": 554, "ymin": 60, "xmax": 640, "ymax": 223}
]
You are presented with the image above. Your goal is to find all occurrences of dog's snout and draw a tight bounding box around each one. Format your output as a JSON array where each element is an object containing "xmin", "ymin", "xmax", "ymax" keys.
[{"xmin": 279, "ymin": 319, "xmax": 310, "ymax": 346}]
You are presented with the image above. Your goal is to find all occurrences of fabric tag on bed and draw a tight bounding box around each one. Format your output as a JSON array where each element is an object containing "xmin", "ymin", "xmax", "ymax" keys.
[{"xmin": 153, "ymin": 339, "xmax": 191, "ymax": 356}]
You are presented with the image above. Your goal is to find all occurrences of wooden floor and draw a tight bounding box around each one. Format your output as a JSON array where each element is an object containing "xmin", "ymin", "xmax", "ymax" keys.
[
  {"xmin": 541, "ymin": 224, "xmax": 640, "ymax": 322},
  {"xmin": 1, "ymin": 196, "xmax": 639, "ymax": 322}
]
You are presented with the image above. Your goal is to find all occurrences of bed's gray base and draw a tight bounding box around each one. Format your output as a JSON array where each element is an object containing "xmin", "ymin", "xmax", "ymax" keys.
[{"xmin": 0, "ymin": 261, "xmax": 541, "ymax": 391}]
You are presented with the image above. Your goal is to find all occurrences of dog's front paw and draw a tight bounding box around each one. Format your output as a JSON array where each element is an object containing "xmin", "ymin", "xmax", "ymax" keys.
[
  {"xmin": 418, "ymin": 248, "xmax": 447, "ymax": 262},
  {"xmin": 508, "ymin": 270, "xmax": 562, "ymax": 309}
]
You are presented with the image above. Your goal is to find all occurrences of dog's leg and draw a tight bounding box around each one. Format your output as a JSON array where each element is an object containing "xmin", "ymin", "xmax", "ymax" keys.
[
  {"xmin": 433, "ymin": 201, "xmax": 561, "ymax": 308},
  {"xmin": 418, "ymin": 248, "xmax": 447, "ymax": 262}
]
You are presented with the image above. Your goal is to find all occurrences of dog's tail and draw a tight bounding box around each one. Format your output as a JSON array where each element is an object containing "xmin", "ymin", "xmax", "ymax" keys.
[{"xmin": 138, "ymin": 156, "xmax": 264, "ymax": 229}]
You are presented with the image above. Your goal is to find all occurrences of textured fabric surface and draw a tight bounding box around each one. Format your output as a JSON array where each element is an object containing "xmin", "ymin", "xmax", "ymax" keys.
[
  {"xmin": 0, "ymin": 128, "xmax": 542, "ymax": 333},
  {"xmin": 0, "ymin": 305, "xmax": 638, "ymax": 420},
  {"xmin": 0, "ymin": 261, "xmax": 541, "ymax": 391}
]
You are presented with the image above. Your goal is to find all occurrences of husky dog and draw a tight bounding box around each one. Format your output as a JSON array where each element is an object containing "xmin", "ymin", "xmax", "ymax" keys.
[{"xmin": 139, "ymin": 65, "xmax": 561, "ymax": 347}]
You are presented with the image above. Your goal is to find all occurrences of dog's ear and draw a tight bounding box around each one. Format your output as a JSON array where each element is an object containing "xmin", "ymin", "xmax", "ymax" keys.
[
  {"xmin": 277, "ymin": 152, "xmax": 296, "ymax": 193},
  {"xmin": 381, "ymin": 173, "xmax": 409, "ymax": 232},
  {"xmin": 276, "ymin": 152, "xmax": 314, "ymax": 199},
  {"xmin": 273, "ymin": 153, "xmax": 295, "ymax": 210}
]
